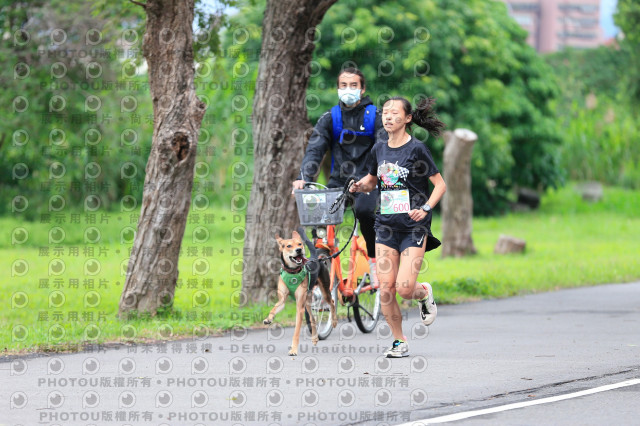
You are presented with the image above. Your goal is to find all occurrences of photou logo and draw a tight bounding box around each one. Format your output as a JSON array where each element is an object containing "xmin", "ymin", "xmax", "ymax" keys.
[
  {"xmin": 10, "ymin": 359, "xmax": 27, "ymax": 376},
  {"xmin": 83, "ymin": 391, "xmax": 100, "ymax": 408},
  {"xmin": 11, "ymin": 292, "xmax": 29, "ymax": 309},
  {"xmin": 411, "ymin": 388, "xmax": 429, "ymax": 407},
  {"xmin": 374, "ymin": 388, "xmax": 392, "ymax": 407},
  {"xmin": 337, "ymin": 356, "xmax": 356, "ymax": 374},
  {"xmin": 229, "ymin": 357, "xmax": 247, "ymax": 374},
  {"xmin": 266, "ymin": 389, "xmax": 284, "ymax": 407},
  {"xmin": 47, "ymin": 357, "xmax": 64, "ymax": 375},
  {"xmin": 338, "ymin": 389, "xmax": 356, "ymax": 407},
  {"xmin": 301, "ymin": 389, "xmax": 319, "ymax": 407},
  {"xmin": 411, "ymin": 356, "xmax": 428, "ymax": 373},
  {"xmin": 374, "ymin": 356, "xmax": 392, "ymax": 374},
  {"xmin": 156, "ymin": 391, "xmax": 173, "ymax": 408},
  {"xmin": 119, "ymin": 391, "xmax": 136, "ymax": 408},
  {"xmin": 82, "ymin": 357, "xmax": 100, "ymax": 375},
  {"xmin": 266, "ymin": 356, "xmax": 283, "ymax": 374},
  {"xmin": 267, "ymin": 323, "xmax": 285, "ymax": 341},
  {"xmin": 301, "ymin": 356, "xmax": 319, "ymax": 374},
  {"xmin": 47, "ymin": 391, "xmax": 64, "ymax": 409},
  {"xmin": 84, "ymin": 291, "xmax": 101, "ymax": 308},
  {"xmin": 191, "ymin": 357, "xmax": 208, "ymax": 374},
  {"xmin": 10, "ymin": 392, "xmax": 28, "ymax": 409},
  {"xmin": 119, "ymin": 357, "xmax": 136, "ymax": 375},
  {"xmin": 191, "ymin": 391, "xmax": 208, "ymax": 408},
  {"xmin": 155, "ymin": 357, "xmax": 173, "ymax": 374},
  {"xmin": 229, "ymin": 390, "xmax": 246, "ymax": 408}
]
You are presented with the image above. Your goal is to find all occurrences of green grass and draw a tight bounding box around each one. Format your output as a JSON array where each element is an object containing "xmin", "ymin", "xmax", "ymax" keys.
[
  {"xmin": 426, "ymin": 184, "xmax": 640, "ymax": 303},
  {"xmin": 1, "ymin": 206, "xmax": 280, "ymax": 354},
  {"xmin": 2, "ymin": 183, "xmax": 640, "ymax": 354}
]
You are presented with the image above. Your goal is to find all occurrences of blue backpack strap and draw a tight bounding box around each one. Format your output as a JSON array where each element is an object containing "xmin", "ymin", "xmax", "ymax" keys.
[
  {"xmin": 331, "ymin": 104, "xmax": 343, "ymax": 142},
  {"xmin": 330, "ymin": 104, "xmax": 342, "ymax": 173},
  {"xmin": 362, "ymin": 104, "xmax": 376, "ymax": 137}
]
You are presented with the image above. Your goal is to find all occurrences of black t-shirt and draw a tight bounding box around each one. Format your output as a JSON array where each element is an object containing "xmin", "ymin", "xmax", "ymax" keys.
[{"xmin": 367, "ymin": 136, "xmax": 439, "ymax": 232}]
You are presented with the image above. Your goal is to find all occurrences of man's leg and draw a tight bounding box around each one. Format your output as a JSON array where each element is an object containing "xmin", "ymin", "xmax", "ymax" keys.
[
  {"xmin": 353, "ymin": 192, "xmax": 377, "ymax": 258},
  {"xmin": 353, "ymin": 191, "xmax": 379, "ymax": 287}
]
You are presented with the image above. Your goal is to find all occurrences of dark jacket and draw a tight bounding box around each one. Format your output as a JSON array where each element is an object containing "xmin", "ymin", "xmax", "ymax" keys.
[{"xmin": 298, "ymin": 95, "xmax": 387, "ymax": 188}]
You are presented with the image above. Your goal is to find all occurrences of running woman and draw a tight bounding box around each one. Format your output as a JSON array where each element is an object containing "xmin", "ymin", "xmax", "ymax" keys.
[{"xmin": 350, "ymin": 96, "xmax": 446, "ymax": 358}]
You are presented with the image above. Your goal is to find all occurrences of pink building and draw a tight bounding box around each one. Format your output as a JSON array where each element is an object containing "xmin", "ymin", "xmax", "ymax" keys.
[{"xmin": 503, "ymin": 0, "xmax": 604, "ymax": 52}]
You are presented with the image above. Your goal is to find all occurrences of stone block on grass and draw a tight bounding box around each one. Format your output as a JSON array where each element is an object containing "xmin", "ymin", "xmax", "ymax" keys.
[
  {"xmin": 495, "ymin": 235, "xmax": 526, "ymax": 254},
  {"xmin": 578, "ymin": 181, "xmax": 603, "ymax": 202}
]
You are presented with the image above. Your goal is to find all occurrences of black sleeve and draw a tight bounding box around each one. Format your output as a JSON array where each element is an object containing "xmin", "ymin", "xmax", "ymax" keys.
[
  {"xmin": 297, "ymin": 111, "xmax": 332, "ymax": 181},
  {"xmin": 413, "ymin": 143, "xmax": 439, "ymax": 178},
  {"xmin": 366, "ymin": 144, "xmax": 378, "ymax": 176}
]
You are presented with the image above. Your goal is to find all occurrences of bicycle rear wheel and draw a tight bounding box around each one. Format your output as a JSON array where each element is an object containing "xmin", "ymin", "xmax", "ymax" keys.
[
  {"xmin": 352, "ymin": 273, "xmax": 381, "ymax": 333},
  {"xmin": 305, "ymin": 251, "xmax": 337, "ymax": 340}
]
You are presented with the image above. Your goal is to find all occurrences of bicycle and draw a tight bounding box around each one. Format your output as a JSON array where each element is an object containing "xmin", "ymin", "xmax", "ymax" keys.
[{"xmin": 294, "ymin": 181, "xmax": 381, "ymax": 340}]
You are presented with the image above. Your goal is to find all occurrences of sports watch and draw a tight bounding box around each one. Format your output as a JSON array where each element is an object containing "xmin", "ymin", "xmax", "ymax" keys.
[{"xmin": 420, "ymin": 203, "xmax": 432, "ymax": 213}]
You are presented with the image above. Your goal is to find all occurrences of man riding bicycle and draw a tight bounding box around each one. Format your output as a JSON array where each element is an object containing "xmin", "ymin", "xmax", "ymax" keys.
[{"xmin": 292, "ymin": 67, "xmax": 386, "ymax": 283}]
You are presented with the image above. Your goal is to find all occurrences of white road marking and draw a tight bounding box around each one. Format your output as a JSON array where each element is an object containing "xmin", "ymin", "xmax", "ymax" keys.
[{"xmin": 397, "ymin": 378, "xmax": 640, "ymax": 425}]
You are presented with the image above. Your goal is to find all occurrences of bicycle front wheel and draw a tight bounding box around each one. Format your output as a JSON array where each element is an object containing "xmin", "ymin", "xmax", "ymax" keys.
[
  {"xmin": 353, "ymin": 274, "xmax": 381, "ymax": 333},
  {"xmin": 305, "ymin": 282, "xmax": 335, "ymax": 340},
  {"xmin": 305, "ymin": 251, "xmax": 337, "ymax": 340}
]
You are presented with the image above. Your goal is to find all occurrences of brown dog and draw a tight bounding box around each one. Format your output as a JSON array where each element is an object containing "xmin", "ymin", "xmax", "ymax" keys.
[{"xmin": 263, "ymin": 231, "xmax": 337, "ymax": 356}]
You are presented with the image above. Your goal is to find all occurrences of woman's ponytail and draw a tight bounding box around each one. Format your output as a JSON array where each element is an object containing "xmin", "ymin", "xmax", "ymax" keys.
[{"xmin": 411, "ymin": 97, "xmax": 445, "ymax": 137}]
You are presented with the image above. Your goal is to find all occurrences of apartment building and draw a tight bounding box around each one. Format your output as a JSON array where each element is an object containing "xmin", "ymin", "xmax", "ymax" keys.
[{"xmin": 503, "ymin": 0, "xmax": 604, "ymax": 52}]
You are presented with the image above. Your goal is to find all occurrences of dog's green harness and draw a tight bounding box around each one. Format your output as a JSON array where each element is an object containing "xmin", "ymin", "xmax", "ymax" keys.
[{"xmin": 280, "ymin": 266, "xmax": 311, "ymax": 299}]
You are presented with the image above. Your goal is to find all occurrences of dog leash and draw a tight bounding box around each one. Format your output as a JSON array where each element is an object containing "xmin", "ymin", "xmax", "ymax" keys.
[
  {"xmin": 329, "ymin": 178, "xmax": 355, "ymax": 214},
  {"xmin": 326, "ymin": 218, "xmax": 357, "ymax": 260},
  {"xmin": 324, "ymin": 178, "xmax": 359, "ymax": 260}
]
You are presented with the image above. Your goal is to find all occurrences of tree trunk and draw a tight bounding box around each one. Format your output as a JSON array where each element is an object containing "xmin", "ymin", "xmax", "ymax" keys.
[
  {"xmin": 441, "ymin": 129, "xmax": 478, "ymax": 258},
  {"xmin": 242, "ymin": 0, "xmax": 338, "ymax": 304},
  {"xmin": 119, "ymin": 0, "xmax": 206, "ymax": 316}
]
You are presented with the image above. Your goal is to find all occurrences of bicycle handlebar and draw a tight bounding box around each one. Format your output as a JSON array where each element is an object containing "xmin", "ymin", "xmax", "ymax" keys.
[
  {"xmin": 328, "ymin": 178, "xmax": 356, "ymax": 214},
  {"xmin": 297, "ymin": 177, "xmax": 359, "ymax": 260},
  {"xmin": 302, "ymin": 181, "xmax": 329, "ymax": 189}
]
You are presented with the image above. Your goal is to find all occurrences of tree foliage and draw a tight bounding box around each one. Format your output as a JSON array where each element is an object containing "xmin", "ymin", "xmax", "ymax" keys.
[
  {"xmin": 306, "ymin": 0, "xmax": 563, "ymax": 214},
  {"xmin": 614, "ymin": 0, "xmax": 640, "ymax": 105},
  {"xmin": 2, "ymin": 0, "xmax": 565, "ymax": 217},
  {"xmin": 0, "ymin": 0, "xmax": 153, "ymax": 218},
  {"xmin": 545, "ymin": 46, "xmax": 630, "ymax": 102},
  {"xmin": 545, "ymin": 45, "xmax": 640, "ymax": 189},
  {"xmin": 614, "ymin": 0, "xmax": 640, "ymax": 44},
  {"xmin": 219, "ymin": 0, "xmax": 564, "ymax": 215},
  {"xmin": 0, "ymin": 0, "xmax": 241, "ymax": 218}
]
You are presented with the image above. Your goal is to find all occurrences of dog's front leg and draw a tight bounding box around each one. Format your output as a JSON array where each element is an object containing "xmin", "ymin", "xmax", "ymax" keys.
[
  {"xmin": 264, "ymin": 279, "xmax": 288, "ymax": 325},
  {"xmin": 289, "ymin": 286, "xmax": 307, "ymax": 356}
]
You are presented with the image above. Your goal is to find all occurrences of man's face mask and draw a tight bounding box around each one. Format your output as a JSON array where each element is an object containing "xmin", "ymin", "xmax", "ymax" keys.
[{"xmin": 338, "ymin": 88, "xmax": 361, "ymax": 106}]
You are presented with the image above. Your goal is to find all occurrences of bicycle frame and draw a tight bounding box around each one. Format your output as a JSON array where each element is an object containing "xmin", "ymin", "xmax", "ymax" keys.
[
  {"xmin": 315, "ymin": 222, "xmax": 377, "ymax": 300},
  {"xmin": 298, "ymin": 180, "xmax": 381, "ymax": 336}
]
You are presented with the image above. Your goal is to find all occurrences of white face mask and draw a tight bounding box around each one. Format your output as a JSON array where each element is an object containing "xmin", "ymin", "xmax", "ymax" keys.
[{"xmin": 338, "ymin": 88, "xmax": 361, "ymax": 106}]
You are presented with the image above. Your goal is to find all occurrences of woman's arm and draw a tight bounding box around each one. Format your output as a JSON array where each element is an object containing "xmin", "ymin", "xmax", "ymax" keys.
[
  {"xmin": 350, "ymin": 174, "xmax": 378, "ymax": 193},
  {"xmin": 426, "ymin": 173, "xmax": 446, "ymax": 208},
  {"xmin": 408, "ymin": 173, "xmax": 446, "ymax": 222}
]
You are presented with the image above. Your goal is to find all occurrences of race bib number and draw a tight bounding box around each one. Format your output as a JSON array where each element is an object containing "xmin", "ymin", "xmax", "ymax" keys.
[{"xmin": 381, "ymin": 190, "xmax": 411, "ymax": 214}]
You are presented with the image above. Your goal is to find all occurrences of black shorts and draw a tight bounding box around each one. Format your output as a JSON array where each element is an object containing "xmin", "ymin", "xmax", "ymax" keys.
[{"xmin": 375, "ymin": 226, "xmax": 441, "ymax": 253}]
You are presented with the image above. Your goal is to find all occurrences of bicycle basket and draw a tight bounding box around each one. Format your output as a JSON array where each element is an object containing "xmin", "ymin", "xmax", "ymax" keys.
[{"xmin": 294, "ymin": 188, "xmax": 344, "ymax": 226}]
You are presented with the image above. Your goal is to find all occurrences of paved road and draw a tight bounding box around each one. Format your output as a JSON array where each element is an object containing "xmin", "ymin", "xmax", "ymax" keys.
[{"xmin": 1, "ymin": 282, "xmax": 639, "ymax": 425}]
